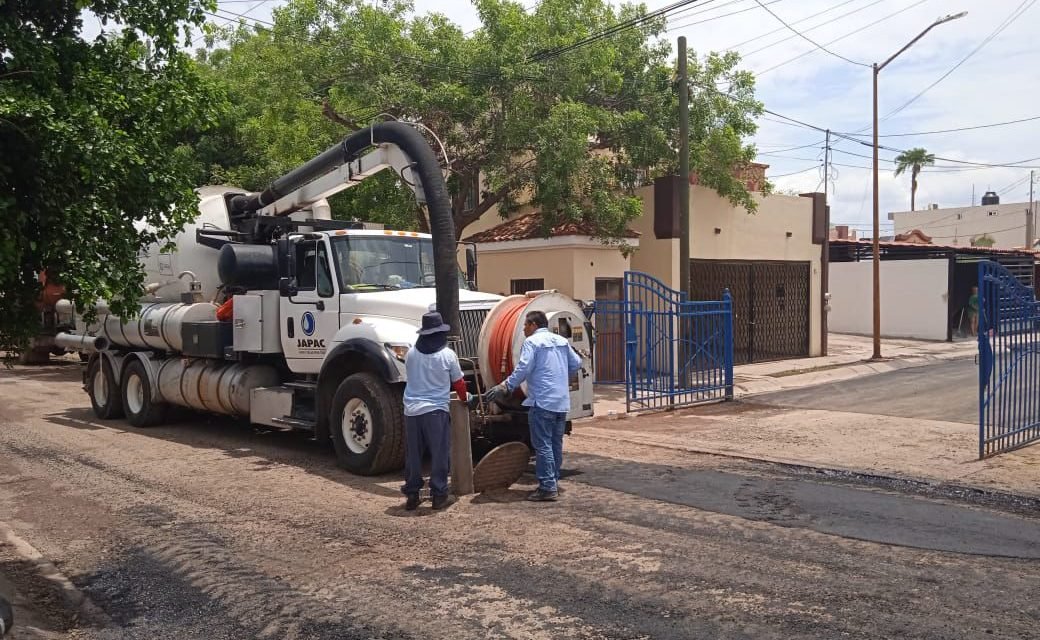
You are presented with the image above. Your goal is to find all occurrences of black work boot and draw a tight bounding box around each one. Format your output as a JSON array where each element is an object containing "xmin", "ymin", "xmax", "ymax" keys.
[
  {"xmin": 527, "ymin": 488, "xmax": 559, "ymax": 502},
  {"xmin": 431, "ymin": 494, "xmax": 456, "ymax": 510},
  {"xmin": 404, "ymin": 494, "xmax": 420, "ymax": 511}
]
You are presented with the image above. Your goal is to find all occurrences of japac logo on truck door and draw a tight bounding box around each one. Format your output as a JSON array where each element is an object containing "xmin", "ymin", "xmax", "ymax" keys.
[{"xmin": 297, "ymin": 311, "xmax": 325, "ymax": 352}]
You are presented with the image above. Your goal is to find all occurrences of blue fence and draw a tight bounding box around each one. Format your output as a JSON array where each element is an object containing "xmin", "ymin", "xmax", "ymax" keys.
[
  {"xmin": 624, "ymin": 271, "xmax": 734, "ymax": 413},
  {"xmin": 978, "ymin": 261, "xmax": 1040, "ymax": 458}
]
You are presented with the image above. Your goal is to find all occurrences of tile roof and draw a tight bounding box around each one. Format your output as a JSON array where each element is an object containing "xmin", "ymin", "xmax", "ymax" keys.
[{"xmin": 462, "ymin": 212, "xmax": 640, "ymax": 244}]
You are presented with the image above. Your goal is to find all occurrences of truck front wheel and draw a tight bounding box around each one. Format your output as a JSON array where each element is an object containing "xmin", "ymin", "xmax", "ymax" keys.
[
  {"xmin": 329, "ymin": 373, "xmax": 405, "ymax": 476},
  {"xmin": 87, "ymin": 357, "xmax": 123, "ymax": 420}
]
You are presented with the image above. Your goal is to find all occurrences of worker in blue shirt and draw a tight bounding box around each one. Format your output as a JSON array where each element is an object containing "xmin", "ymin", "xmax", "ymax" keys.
[
  {"xmin": 487, "ymin": 310, "xmax": 582, "ymax": 502},
  {"xmin": 402, "ymin": 311, "xmax": 468, "ymax": 511}
]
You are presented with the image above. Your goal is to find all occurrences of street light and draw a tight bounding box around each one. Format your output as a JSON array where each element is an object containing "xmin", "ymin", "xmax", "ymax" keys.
[{"xmin": 872, "ymin": 11, "xmax": 967, "ymax": 360}]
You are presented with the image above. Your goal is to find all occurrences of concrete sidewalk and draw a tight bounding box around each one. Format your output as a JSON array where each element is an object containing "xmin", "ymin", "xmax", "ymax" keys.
[
  {"xmin": 593, "ymin": 333, "xmax": 978, "ymax": 416},
  {"xmin": 580, "ymin": 333, "xmax": 1040, "ymax": 499},
  {"xmin": 573, "ymin": 401, "xmax": 1040, "ymax": 499}
]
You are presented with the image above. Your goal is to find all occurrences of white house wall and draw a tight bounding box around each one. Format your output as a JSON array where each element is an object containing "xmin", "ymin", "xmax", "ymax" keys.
[
  {"xmin": 890, "ymin": 201, "xmax": 1033, "ymax": 249},
  {"xmin": 829, "ymin": 259, "xmax": 949, "ymax": 341}
]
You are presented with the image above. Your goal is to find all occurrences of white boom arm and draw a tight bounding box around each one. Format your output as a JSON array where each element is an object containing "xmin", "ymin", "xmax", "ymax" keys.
[{"xmin": 257, "ymin": 144, "xmax": 425, "ymax": 218}]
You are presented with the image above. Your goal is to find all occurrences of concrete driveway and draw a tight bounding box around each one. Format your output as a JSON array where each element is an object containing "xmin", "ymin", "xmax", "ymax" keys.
[{"xmin": 750, "ymin": 358, "xmax": 979, "ymax": 425}]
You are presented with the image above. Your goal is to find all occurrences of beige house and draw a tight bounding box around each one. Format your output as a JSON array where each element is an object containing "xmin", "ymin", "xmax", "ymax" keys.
[
  {"xmin": 462, "ymin": 212, "xmax": 638, "ymax": 299},
  {"xmin": 462, "ymin": 165, "xmax": 828, "ymax": 364}
]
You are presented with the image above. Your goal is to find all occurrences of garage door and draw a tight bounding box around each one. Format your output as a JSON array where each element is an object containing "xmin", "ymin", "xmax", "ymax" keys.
[{"xmin": 689, "ymin": 260, "xmax": 810, "ymax": 364}]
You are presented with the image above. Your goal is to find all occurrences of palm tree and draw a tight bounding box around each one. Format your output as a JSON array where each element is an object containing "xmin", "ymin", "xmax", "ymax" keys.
[{"xmin": 893, "ymin": 147, "xmax": 936, "ymax": 211}]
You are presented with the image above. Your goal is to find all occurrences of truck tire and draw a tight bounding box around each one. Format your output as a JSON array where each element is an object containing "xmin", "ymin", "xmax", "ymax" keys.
[
  {"xmin": 87, "ymin": 357, "xmax": 124, "ymax": 420},
  {"xmin": 121, "ymin": 360, "xmax": 167, "ymax": 428},
  {"xmin": 0, "ymin": 593, "xmax": 12, "ymax": 636},
  {"xmin": 329, "ymin": 373, "xmax": 405, "ymax": 476}
]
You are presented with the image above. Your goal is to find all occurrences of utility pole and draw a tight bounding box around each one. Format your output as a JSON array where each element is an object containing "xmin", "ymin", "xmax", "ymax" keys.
[
  {"xmin": 872, "ymin": 63, "xmax": 881, "ymax": 360},
  {"xmin": 678, "ymin": 36, "xmax": 690, "ymax": 297},
  {"xmin": 1029, "ymin": 170, "xmax": 1036, "ymax": 249},
  {"xmin": 870, "ymin": 12, "xmax": 967, "ymax": 361},
  {"xmin": 822, "ymin": 129, "xmax": 831, "ymax": 356}
]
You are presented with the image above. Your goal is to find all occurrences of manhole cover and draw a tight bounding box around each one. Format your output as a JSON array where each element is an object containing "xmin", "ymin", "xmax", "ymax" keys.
[{"xmin": 472, "ymin": 442, "xmax": 530, "ymax": 493}]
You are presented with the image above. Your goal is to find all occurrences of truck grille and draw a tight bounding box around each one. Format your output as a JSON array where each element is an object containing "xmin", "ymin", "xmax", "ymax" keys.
[{"xmin": 456, "ymin": 308, "xmax": 489, "ymax": 361}]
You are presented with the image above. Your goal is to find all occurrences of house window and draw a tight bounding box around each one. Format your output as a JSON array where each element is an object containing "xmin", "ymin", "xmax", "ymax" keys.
[{"xmin": 510, "ymin": 278, "xmax": 544, "ymax": 295}]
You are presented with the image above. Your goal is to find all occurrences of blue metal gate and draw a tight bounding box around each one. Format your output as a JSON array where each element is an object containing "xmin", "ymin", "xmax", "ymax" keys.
[
  {"xmin": 978, "ymin": 261, "xmax": 1040, "ymax": 457},
  {"xmin": 624, "ymin": 271, "xmax": 734, "ymax": 412}
]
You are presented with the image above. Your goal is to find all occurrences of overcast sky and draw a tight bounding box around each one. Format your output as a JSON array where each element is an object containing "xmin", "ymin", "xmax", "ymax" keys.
[{"xmin": 90, "ymin": 0, "xmax": 1040, "ymax": 234}]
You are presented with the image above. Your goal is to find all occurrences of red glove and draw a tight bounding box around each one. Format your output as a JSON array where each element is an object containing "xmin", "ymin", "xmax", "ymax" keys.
[
  {"xmin": 216, "ymin": 298, "xmax": 234, "ymax": 322},
  {"xmin": 451, "ymin": 378, "xmax": 468, "ymax": 402}
]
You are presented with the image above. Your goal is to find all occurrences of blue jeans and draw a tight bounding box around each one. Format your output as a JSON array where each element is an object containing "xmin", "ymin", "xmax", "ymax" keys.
[
  {"xmin": 402, "ymin": 410, "xmax": 451, "ymax": 497},
  {"xmin": 528, "ymin": 406, "xmax": 567, "ymax": 492}
]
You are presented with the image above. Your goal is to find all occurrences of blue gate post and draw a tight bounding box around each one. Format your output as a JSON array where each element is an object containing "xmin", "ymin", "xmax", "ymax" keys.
[
  {"xmin": 723, "ymin": 289, "xmax": 735, "ymax": 400},
  {"xmin": 978, "ymin": 262, "xmax": 990, "ymax": 460}
]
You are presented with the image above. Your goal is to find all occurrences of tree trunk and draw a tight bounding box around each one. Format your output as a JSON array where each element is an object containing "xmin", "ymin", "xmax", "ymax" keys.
[{"xmin": 911, "ymin": 166, "xmax": 919, "ymax": 211}]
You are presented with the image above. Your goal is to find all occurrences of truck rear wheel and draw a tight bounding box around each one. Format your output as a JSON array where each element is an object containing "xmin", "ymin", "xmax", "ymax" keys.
[
  {"xmin": 329, "ymin": 373, "xmax": 405, "ymax": 476},
  {"xmin": 87, "ymin": 357, "xmax": 123, "ymax": 420},
  {"xmin": 121, "ymin": 360, "xmax": 167, "ymax": 428}
]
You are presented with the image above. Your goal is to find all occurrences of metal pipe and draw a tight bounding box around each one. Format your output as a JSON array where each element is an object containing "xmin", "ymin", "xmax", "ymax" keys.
[
  {"xmin": 54, "ymin": 332, "xmax": 103, "ymax": 353},
  {"xmin": 231, "ymin": 121, "xmax": 459, "ymax": 336}
]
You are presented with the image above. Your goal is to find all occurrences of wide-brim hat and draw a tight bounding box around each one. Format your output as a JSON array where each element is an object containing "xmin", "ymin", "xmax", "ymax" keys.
[{"xmin": 418, "ymin": 311, "xmax": 451, "ymax": 335}]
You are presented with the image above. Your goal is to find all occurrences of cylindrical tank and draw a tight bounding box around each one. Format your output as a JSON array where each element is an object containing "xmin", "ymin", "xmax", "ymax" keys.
[
  {"xmin": 155, "ymin": 359, "xmax": 279, "ymax": 417},
  {"xmin": 981, "ymin": 191, "xmax": 1000, "ymax": 205},
  {"xmin": 99, "ymin": 302, "xmax": 217, "ymax": 352},
  {"xmin": 218, "ymin": 244, "xmax": 279, "ymax": 290}
]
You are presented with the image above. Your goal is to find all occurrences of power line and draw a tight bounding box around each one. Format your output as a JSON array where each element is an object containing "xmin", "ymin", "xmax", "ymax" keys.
[
  {"xmin": 879, "ymin": 0, "xmax": 1038, "ymax": 122},
  {"xmin": 768, "ymin": 164, "xmax": 822, "ymax": 178},
  {"xmin": 527, "ymin": 0, "xmax": 711, "ymax": 62},
  {"xmin": 750, "ymin": 0, "xmax": 868, "ymax": 67},
  {"xmin": 723, "ymin": 0, "xmax": 866, "ymax": 52},
  {"xmin": 839, "ymin": 114, "xmax": 1040, "ymax": 138},
  {"xmin": 753, "ymin": 0, "xmax": 929, "ymax": 76},
  {"xmin": 662, "ymin": 0, "xmax": 785, "ymax": 35}
]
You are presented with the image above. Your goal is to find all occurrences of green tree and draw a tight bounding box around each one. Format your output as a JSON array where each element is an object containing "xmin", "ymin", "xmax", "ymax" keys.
[
  {"xmin": 0, "ymin": 0, "xmax": 229, "ymax": 352},
  {"xmin": 893, "ymin": 147, "xmax": 935, "ymax": 211},
  {"xmin": 199, "ymin": 0, "xmax": 765, "ymax": 240}
]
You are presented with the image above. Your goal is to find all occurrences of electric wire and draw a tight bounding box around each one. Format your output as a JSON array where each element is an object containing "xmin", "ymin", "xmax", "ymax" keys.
[
  {"xmin": 879, "ymin": 0, "xmax": 1037, "ymax": 122},
  {"xmin": 724, "ymin": 0, "xmax": 879, "ymax": 54},
  {"xmin": 752, "ymin": 0, "xmax": 929, "ymax": 76},
  {"xmin": 750, "ymin": 0, "xmax": 868, "ymax": 67}
]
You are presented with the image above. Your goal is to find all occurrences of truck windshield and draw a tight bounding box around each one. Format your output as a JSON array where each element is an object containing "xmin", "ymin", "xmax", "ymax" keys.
[{"xmin": 331, "ymin": 236, "xmax": 466, "ymax": 291}]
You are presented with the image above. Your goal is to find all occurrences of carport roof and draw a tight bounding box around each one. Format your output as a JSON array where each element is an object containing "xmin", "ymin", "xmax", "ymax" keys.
[{"xmin": 829, "ymin": 239, "xmax": 1039, "ymax": 259}]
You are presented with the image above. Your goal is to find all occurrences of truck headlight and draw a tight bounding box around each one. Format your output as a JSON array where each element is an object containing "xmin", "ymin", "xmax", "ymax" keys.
[{"xmin": 386, "ymin": 343, "xmax": 410, "ymax": 362}]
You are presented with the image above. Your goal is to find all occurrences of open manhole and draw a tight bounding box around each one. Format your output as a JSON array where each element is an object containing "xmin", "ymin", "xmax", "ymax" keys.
[{"xmin": 472, "ymin": 442, "xmax": 530, "ymax": 493}]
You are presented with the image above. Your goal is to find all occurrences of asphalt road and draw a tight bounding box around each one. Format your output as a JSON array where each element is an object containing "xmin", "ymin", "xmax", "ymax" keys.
[
  {"xmin": 751, "ymin": 358, "xmax": 979, "ymax": 424},
  {"xmin": 2, "ymin": 362, "xmax": 1039, "ymax": 639}
]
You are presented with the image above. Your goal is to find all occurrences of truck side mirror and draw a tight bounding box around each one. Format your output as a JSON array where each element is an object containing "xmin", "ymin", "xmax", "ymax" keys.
[
  {"xmin": 465, "ymin": 245, "xmax": 477, "ymax": 290},
  {"xmin": 279, "ymin": 277, "xmax": 298, "ymax": 298}
]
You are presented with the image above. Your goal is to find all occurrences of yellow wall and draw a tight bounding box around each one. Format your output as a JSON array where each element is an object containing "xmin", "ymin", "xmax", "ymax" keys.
[
  {"xmin": 475, "ymin": 243, "xmax": 630, "ymax": 300},
  {"xmin": 630, "ymin": 185, "xmax": 824, "ymax": 357}
]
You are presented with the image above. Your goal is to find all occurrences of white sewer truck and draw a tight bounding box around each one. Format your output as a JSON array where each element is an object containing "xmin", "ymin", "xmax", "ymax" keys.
[{"xmin": 56, "ymin": 122, "xmax": 594, "ymax": 475}]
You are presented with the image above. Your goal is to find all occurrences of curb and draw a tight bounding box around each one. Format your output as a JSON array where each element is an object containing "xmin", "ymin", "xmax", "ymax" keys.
[
  {"xmin": 0, "ymin": 522, "xmax": 113, "ymax": 629},
  {"xmin": 732, "ymin": 349, "xmax": 976, "ymax": 397},
  {"xmin": 575, "ymin": 428, "xmax": 1040, "ymax": 502}
]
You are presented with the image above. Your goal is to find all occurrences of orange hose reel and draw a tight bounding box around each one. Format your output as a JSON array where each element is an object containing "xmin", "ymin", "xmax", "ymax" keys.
[{"xmin": 486, "ymin": 296, "xmax": 532, "ymax": 387}]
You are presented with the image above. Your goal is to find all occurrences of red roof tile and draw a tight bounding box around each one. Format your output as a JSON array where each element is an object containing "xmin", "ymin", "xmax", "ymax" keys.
[{"xmin": 462, "ymin": 212, "xmax": 640, "ymax": 244}]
